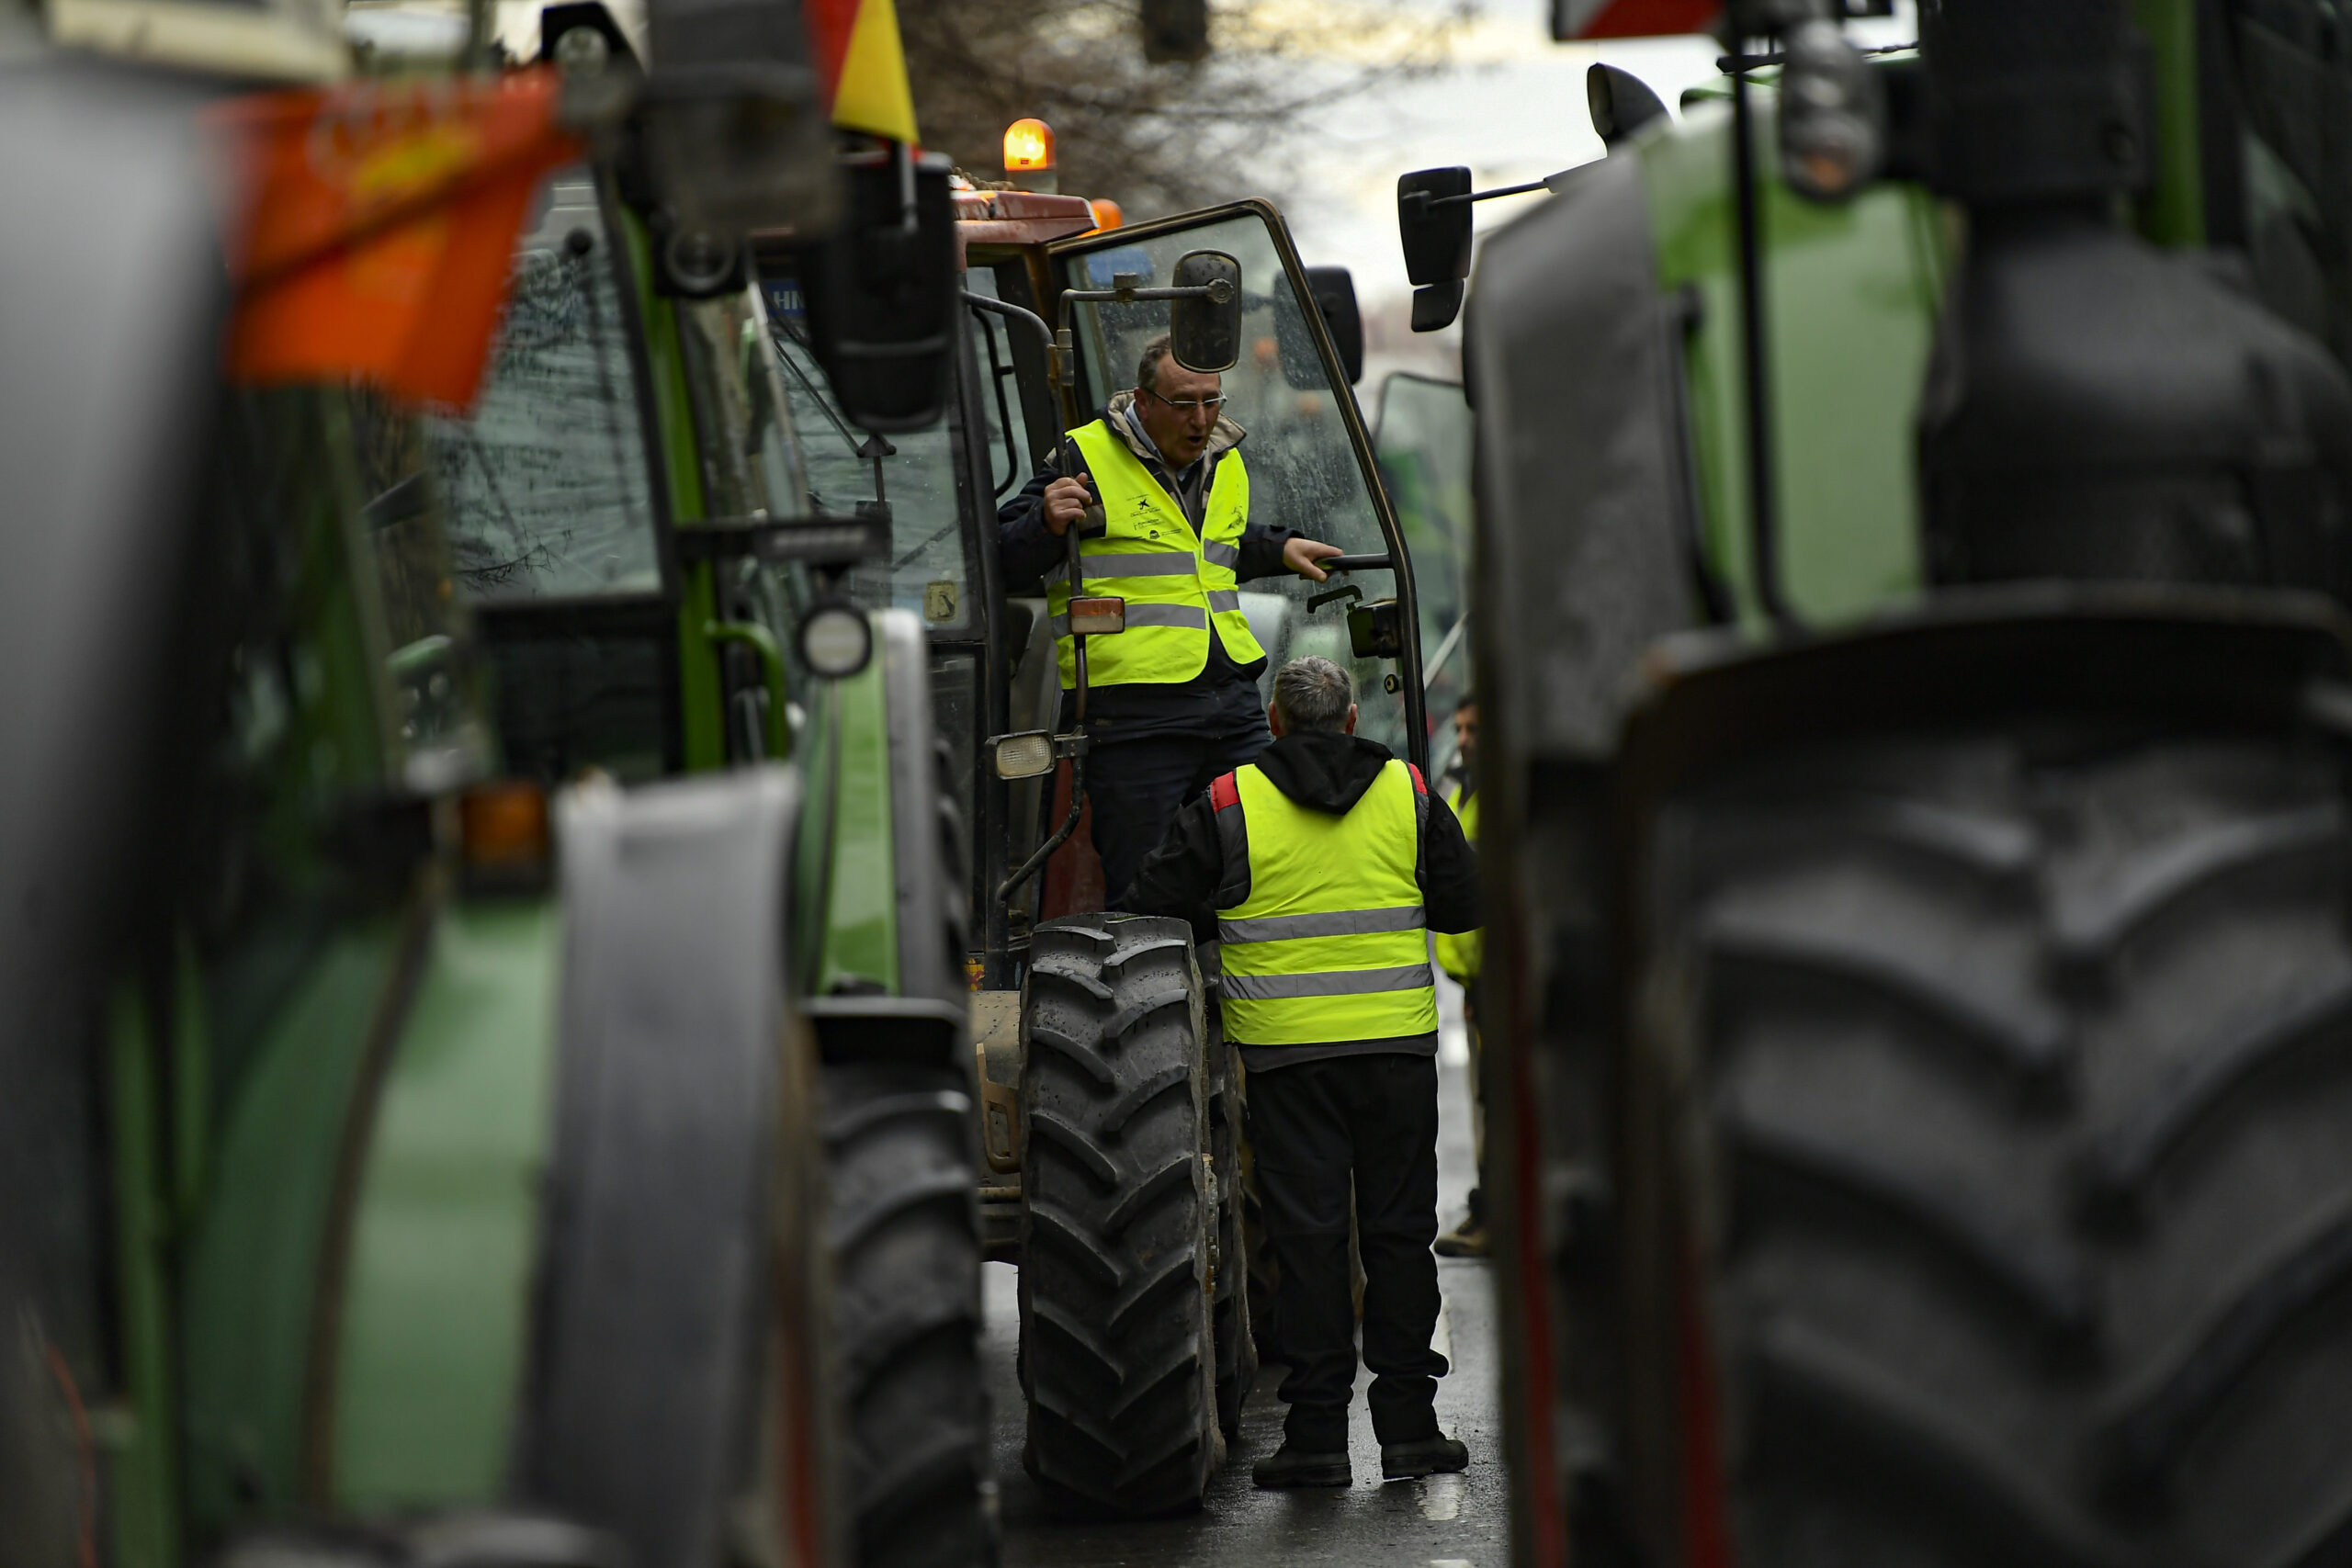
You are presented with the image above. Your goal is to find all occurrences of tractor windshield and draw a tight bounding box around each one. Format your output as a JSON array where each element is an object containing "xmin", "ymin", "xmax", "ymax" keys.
[
  {"xmin": 763, "ymin": 270, "xmax": 980, "ymax": 636},
  {"xmin": 676, "ymin": 287, "xmax": 809, "ymax": 522},
  {"xmin": 1055, "ymin": 209, "xmax": 1419, "ymax": 759},
  {"xmin": 349, "ymin": 388, "xmax": 494, "ymax": 793},
  {"xmin": 424, "ymin": 167, "xmax": 662, "ymax": 603}
]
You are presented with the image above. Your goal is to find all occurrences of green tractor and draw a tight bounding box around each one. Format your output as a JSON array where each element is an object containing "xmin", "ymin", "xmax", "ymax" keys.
[
  {"xmin": 413, "ymin": 11, "xmax": 993, "ymax": 1562},
  {"xmin": 0, "ymin": 13, "xmax": 964, "ymax": 1568},
  {"xmin": 1407, "ymin": 1, "xmax": 2352, "ymax": 1563}
]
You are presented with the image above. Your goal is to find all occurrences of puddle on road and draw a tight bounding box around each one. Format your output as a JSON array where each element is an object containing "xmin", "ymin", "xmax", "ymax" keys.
[{"xmin": 1418, "ymin": 1472, "xmax": 1466, "ymax": 1520}]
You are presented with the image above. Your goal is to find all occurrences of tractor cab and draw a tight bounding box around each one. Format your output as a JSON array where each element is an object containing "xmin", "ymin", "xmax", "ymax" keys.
[{"xmin": 949, "ymin": 193, "xmax": 1435, "ymax": 969}]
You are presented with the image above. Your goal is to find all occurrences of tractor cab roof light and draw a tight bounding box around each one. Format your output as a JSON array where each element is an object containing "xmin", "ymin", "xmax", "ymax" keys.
[{"xmin": 1003, "ymin": 118, "xmax": 1055, "ymax": 174}]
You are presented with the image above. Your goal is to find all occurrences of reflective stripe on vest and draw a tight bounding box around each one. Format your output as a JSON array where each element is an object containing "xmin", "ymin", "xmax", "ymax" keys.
[
  {"xmin": 1047, "ymin": 419, "xmax": 1267, "ymax": 687},
  {"xmin": 1214, "ymin": 758, "xmax": 1438, "ymax": 1047},
  {"xmin": 1432, "ymin": 781, "xmax": 1482, "ymax": 983}
]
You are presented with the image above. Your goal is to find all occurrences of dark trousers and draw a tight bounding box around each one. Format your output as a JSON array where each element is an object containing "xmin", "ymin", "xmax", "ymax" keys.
[
  {"xmin": 1088, "ymin": 722, "xmax": 1269, "ymax": 906},
  {"xmin": 1246, "ymin": 1053, "xmax": 1447, "ymax": 1450}
]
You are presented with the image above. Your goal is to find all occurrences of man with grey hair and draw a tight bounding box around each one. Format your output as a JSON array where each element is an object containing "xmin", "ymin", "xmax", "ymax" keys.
[
  {"xmin": 1125, "ymin": 655, "xmax": 1481, "ymax": 1489},
  {"xmin": 998, "ymin": 333, "xmax": 1344, "ymax": 903}
]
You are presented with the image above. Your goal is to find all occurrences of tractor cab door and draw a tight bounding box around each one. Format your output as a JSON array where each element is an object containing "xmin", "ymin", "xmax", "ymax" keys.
[
  {"xmin": 1372, "ymin": 372, "xmax": 1476, "ymax": 780},
  {"xmin": 1046, "ymin": 203, "xmax": 1432, "ymax": 773}
]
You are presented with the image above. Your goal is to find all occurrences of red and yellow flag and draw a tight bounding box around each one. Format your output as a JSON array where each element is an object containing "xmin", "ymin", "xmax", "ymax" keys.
[
  {"xmin": 210, "ymin": 70, "xmax": 581, "ymax": 409},
  {"xmin": 803, "ymin": 0, "xmax": 920, "ymax": 145}
]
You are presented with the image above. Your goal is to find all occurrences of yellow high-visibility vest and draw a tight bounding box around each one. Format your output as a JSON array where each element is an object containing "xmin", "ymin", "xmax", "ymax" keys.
[
  {"xmin": 1047, "ymin": 419, "xmax": 1267, "ymax": 687},
  {"xmin": 1212, "ymin": 757, "xmax": 1439, "ymax": 1047},
  {"xmin": 1433, "ymin": 780, "xmax": 1482, "ymax": 982}
]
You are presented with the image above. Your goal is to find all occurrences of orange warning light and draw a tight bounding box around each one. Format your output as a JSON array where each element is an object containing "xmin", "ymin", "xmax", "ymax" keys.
[
  {"xmin": 1003, "ymin": 118, "xmax": 1056, "ymax": 174},
  {"xmin": 1088, "ymin": 198, "xmax": 1124, "ymax": 231},
  {"xmin": 460, "ymin": 779, "xmax": 551, "ymax": 871}
]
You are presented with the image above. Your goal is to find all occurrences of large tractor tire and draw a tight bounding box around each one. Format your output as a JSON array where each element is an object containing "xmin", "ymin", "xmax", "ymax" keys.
[
  {"xmin": 820, "ymin": 617, "xmax": 992, "ymax": 1568},
  {"xmin": 1018, "ymin": 914, "xmax": 1223, "ymax": 1514},
  {"xmin": 822, "ymin": 1061, "xmax": 990, "ymax": 1568},
  {"xmin": 1630, "ymin": 725, "xmax": 2352, "ymax": 1568}
]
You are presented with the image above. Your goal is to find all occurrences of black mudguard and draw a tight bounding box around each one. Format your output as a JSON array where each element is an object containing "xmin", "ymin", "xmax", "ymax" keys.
[{"xmin": 521, "ymin": 765, "xmax": 820, "ymax": 1567}]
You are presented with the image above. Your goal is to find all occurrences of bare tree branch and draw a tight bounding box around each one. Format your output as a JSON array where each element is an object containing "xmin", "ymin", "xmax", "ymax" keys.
[{"xmin": 903, "ymin": 0, "xmax": 1474, "ymax": 220}]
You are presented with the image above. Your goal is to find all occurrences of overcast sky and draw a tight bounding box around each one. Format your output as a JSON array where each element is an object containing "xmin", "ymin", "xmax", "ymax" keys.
[{"xmin": 1270, "ymin": 2, "xmax": 1917, "ymax": 315}]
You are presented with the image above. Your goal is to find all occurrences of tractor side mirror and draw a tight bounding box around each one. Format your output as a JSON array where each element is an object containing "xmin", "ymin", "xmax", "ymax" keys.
[
  {"xmin": 1398, "ymin": 167, "xmax": 1472, "ymax": 335},
  {"xmin": 1168, "ymin": 250, "xmax": 1243, "ymax": 373},
  {"xmin": 638, "ymin": 0, "xmax": 838, "ymax": 270},
  {"xmin": 784, "ymin": 151, "xmax": 957, "ymax": 432},
  {"xmin": 1304, "ymin": 265, "xmax": 1364, "ymax": 386},
  {"xmin": 1397, "ymin": 167, "xmax": 1473, "ymax": 287},
  {"xmin": 1588, "ymin": 63, "xmax": 1668, "ymax": 147}
]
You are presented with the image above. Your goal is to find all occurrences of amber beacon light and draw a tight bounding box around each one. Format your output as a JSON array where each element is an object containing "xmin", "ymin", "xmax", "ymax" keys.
[{"xmin": 1003, "ymin": 118, "xmax": 1056, "ymax": 175}]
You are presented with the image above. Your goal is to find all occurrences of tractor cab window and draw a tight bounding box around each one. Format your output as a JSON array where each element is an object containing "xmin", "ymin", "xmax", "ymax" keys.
[
  {"xmin": 762, "ymin": 268, "xmax": 978, "ymax": 636},
  {"xmin": 347, "ymin": 388, "xmax": 492, "ymax": 793},
  {"xmin": 193, "ymin": 390, "xmax": 431, "ymax": 1118},
  {"xmin": 1374, "ymin": 373, "xmax": 1473, "ymax": 778},
  {"xmin": 677, "ymin": 287, "xmax": 809, "ymax": 522},
  {"xmin": 1053, "ymin": 209, "xmax": 1418, "ymax": 759},
  {"xmin": 424, "ymin": 168, "xmax": 662, "ymax": 603}
]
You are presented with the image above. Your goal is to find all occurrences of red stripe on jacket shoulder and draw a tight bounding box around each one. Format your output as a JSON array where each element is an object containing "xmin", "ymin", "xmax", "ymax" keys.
[
  {"xmin": 1407, "ymin": 762, "xmax": 1427, "ymax": 795},
  {"xmin": 1211, "ymin": 771, "xmax": 1240, "ymax": 811}
]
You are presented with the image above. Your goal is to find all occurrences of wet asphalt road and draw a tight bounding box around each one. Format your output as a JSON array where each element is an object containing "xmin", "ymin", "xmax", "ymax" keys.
[{"xmin": 983, "ymin": 983, "xmax": 1509, "ymax": 1568}]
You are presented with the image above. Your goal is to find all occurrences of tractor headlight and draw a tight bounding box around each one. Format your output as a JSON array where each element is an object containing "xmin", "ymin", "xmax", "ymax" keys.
[{"xmin": 797, "ymin": 604, "xmax": 873, "ymax": 679}]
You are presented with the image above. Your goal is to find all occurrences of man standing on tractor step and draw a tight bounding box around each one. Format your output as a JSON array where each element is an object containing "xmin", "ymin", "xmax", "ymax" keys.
[
  {"xmin": 999, "ymin": 333, "xmax": 1344, "ymax": 904},
  {"xmin": 1125, "ymin": 655, "xmax": 1480, "ymax": 1488}
]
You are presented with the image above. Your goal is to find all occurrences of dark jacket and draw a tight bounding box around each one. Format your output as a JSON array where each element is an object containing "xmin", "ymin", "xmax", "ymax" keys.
[
  {"xmin": 1123, "ymin": 729, "xmax": 1481, "ymax": 949},
  {"xmin": 998, "ymin": 394, "xmax": 1303, "ymax": 743}
]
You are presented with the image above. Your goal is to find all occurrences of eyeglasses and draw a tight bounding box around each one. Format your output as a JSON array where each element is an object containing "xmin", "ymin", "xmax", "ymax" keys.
[{"xmin": 1141, "ymin": 387, "xmax": 1227, "ymax": 416}]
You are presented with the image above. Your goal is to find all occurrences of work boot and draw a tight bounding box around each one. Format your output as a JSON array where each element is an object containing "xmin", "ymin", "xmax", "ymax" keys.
[
  {"xmin": 1382, "ymin": 1434, "xmax": 1469, "ymax": 1480},
  {"xmin": 1432, "ymin": 1214, "xmax": 1488, "ymax": 1258},
  {"xmin": 1253, "ymin": 1442, "xmax": 1351, "ymax": 1489},
  {"xmin": 1434, "ymin": 1188, "xmax": 1488, "ymax": 1258}
]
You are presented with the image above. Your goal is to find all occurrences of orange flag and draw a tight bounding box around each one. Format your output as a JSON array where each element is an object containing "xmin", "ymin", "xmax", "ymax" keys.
[
  {"xmin": 803, "ymin": 0, "xmax": 920, "ymax": 145},
  {"xmin": 212, "ymin": 71, "xmax": 582, "ymax": 410}
]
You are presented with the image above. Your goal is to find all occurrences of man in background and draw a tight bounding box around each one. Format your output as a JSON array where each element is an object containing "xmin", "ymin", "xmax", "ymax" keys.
[{"xmin": 1434, "ymin": 694, "xmax": 1487, "ymax": 1258}]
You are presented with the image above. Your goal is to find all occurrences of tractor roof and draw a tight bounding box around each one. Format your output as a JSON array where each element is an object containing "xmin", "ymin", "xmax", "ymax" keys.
[{"xmin": 951, "ymin": 186, "xmax": 1097, "ymax": 263}]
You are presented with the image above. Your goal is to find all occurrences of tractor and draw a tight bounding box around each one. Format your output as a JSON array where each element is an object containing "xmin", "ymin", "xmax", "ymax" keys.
[
  {"xmin": 0, "ymin": 6, "xmax": 955, "ymax": 1566},
  {"xmin": 407, "ymin": 9, "xmax": 992, "ymax": 1564},
  {"xmin": 1405, "ymin": 1, "xmax": 2352, "ymax": 1564}
]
